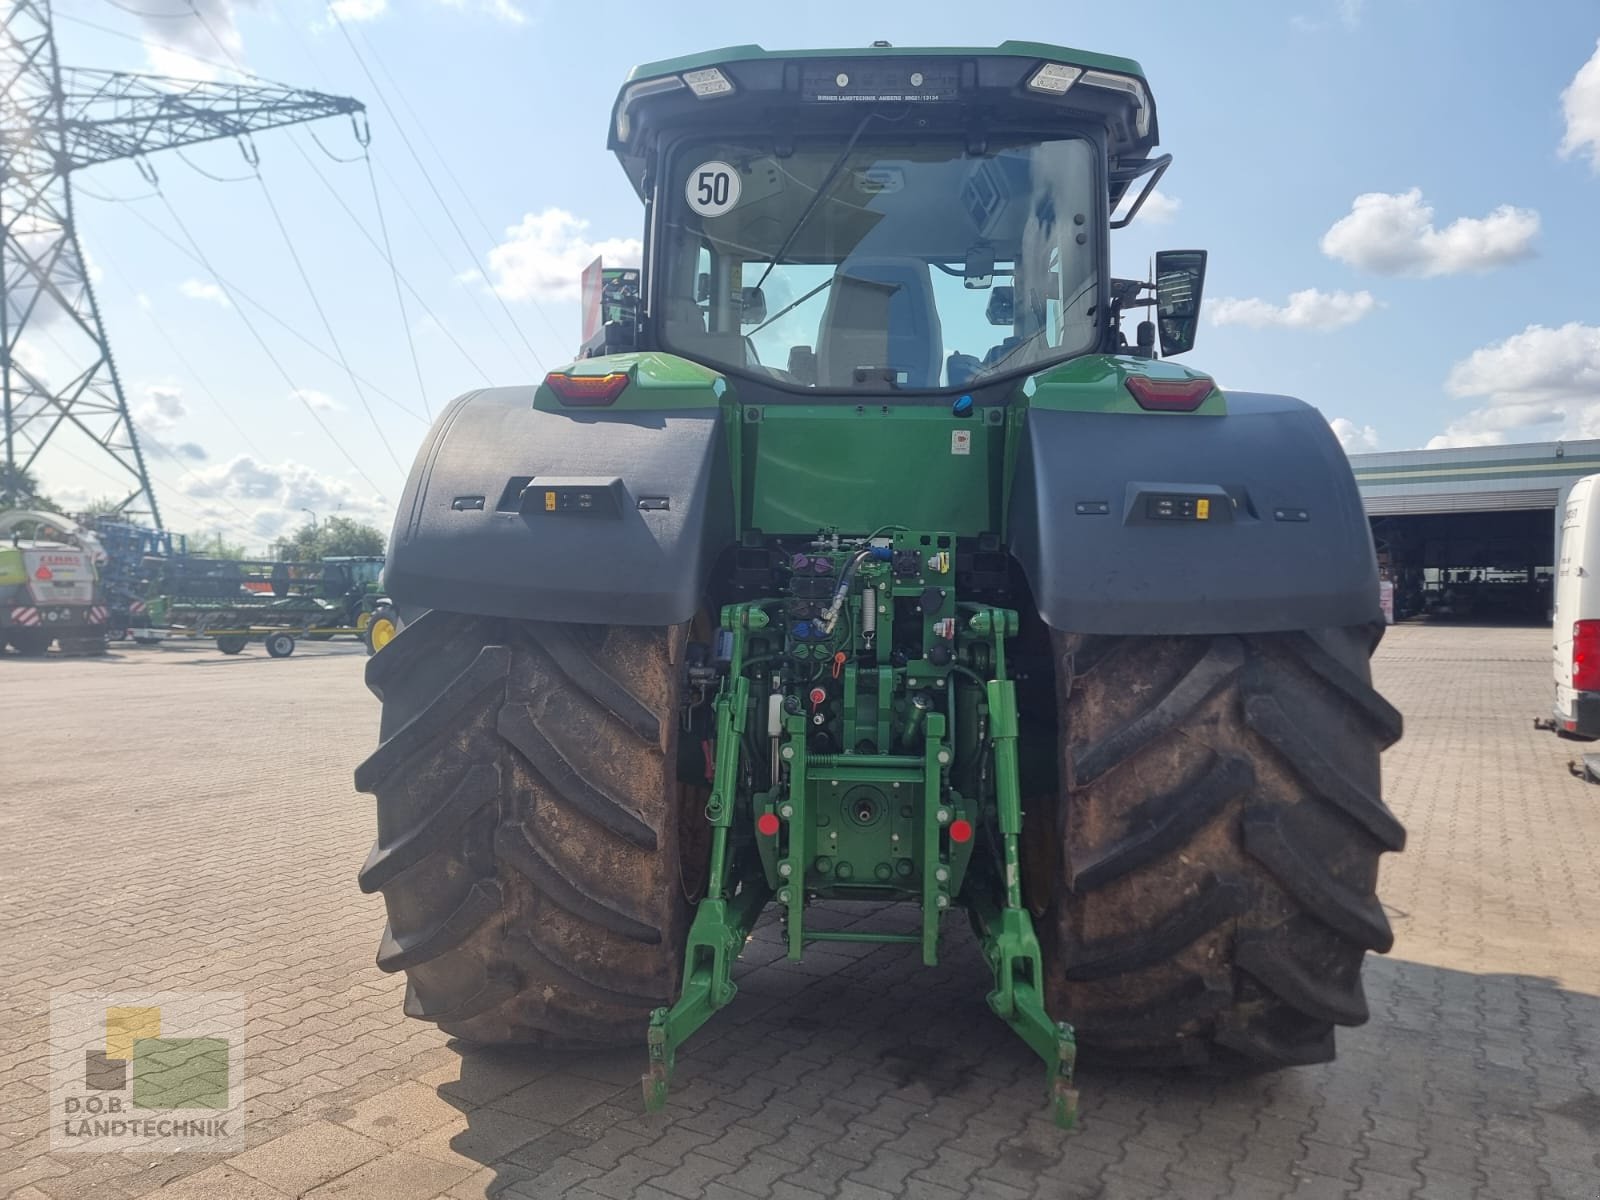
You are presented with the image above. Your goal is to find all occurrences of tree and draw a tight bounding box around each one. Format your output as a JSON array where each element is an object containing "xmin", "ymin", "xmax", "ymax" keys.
[
  {"xmin": 76, "ymin": 496, "xmax": 127, "ymax": 518},
  {"xmin": 283, "ymin": 515, "xmax": 385, "ymax": 562},
  {"xmin": 0, "ymin": 463, "xmax": 56, "ymax": 513},
  {"xmin": 186, "ymin": 531, "xmax": 248, "ymax": 559}
]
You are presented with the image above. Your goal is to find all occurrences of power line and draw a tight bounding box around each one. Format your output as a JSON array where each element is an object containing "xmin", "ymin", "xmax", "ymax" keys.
[
  {"xmin": 328, "ymin": 5, "xmax": 546, "ymax": 374},
  {"xmin": 361, "ymin": 151, "xmax": 432, "ymax": 418},
  {"xmin": 87, "ymin": 190, "xmax": 428, "ymax": 422},
  {"xmin": 88, "ymin": 241, "xmax": 271, "ymax": 460},
  {"xmin": 56, "ymin": 9, "xmax": 267, "ymax": 81},
  {"xmin": 151, "ymin": 184, "xmax": 388, "ymax": 494},
  {"xmin": 49, "ymin": 436, "xmax": 263, "ymax": 543},
  {"xmin": 350, "ymin": 19, "xmax": 570, "ymax": 349},
  {"xmin": 26, "ymin": 277, "xmax": 316, "ymax": 532},
  {"xmin": 174, "ymin": 0, "xmax": 454, "ymax": 418},
  {"xmin": 370, "ymin": 152, "xmax": 529, "ymax": 378},
  {"xmin": 289, "ymin": 133, "xmax": 489, "ymax": 390},
  {"xmin": 252, "ymin": 168, "xmax": 404, "ymax": 471},
  {"xmin": 259, "ymin": 16, "xmax": 496, "ymax": 393}
]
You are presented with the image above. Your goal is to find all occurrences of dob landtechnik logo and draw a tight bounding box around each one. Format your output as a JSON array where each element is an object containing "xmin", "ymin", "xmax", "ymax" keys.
[{"xmin": 50, "ymin": 992, "xmax": 244, "ymax": 1152}]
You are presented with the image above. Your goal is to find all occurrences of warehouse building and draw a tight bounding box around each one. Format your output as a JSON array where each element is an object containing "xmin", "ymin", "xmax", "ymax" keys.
[{"xmin": 1348, "ymin": 439, "xmax": 1600, "ymax": 621}]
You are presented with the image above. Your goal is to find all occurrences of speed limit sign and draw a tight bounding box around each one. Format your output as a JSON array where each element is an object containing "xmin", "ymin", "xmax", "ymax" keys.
[{"xmin": 686, "ymin": 161, "xmax": 741, "ymax": 217}]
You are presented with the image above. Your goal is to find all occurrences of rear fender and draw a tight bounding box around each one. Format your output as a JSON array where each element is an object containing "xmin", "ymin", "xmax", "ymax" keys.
[
  {"xmin": 1009, "ymin": 392, "xmax": 1379, "ymax": 635},
  {"xmin": 384, "ymin": 387, "xmax": 732, "ymax": 624}
]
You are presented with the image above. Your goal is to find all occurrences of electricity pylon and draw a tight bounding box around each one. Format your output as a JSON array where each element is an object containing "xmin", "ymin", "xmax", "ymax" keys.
[{"xmin": 0, "ymin": 0, "xmax": 364, "ymax": 526}]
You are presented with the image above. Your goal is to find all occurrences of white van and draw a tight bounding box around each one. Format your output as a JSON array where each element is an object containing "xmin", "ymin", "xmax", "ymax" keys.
[{"xmin": 1554, "ymin": 473, "xmax": 1600, "ymax": 736}]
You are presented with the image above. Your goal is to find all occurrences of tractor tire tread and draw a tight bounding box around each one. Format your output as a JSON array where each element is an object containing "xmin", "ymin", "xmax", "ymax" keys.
[
  {"xmin": 1236, "ymin": 929, "xmax": 1370, "ymax": 1026},
  {"xmin": 355, "ymin": 611, "xmax": 694, "ymax": 1046},
  {"xmin": 1068, "ymin": 754, "xmax": 1254, "ymax": 890},
  {"xmin": 1043, "ymin": 623, "xmax": 1402, "ymax": 1071},
  {"xmin": 1062, "ymin": 875, "xmax": 1251, "ymax": 981}
]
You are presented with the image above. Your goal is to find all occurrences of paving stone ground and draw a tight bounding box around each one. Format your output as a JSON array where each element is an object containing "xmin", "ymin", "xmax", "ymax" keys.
[{"xmin": 2, "ymin": 624, "xmax": 1598, "ymax": 1199}]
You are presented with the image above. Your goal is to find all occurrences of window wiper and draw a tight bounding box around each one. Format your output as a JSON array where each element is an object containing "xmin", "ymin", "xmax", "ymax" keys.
[
  {"xmin": 748, "ymin": 274, "xmax": 834, "ymax": 336},
  {"xmin": 752, "ymin": 109, "xmax": 888, "ymax": 294}
]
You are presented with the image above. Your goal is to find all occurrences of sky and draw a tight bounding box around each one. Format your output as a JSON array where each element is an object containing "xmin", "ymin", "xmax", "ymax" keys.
[{"xmin": 15, "ymin": 0, "xmax": 1600, "ymax": 549}]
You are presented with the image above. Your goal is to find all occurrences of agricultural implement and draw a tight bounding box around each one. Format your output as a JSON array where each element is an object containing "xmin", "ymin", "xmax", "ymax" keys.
[
  {"xmin": 357, "ymin": 41, "xmax": 1404, "ymax": 1127},
  {"xmin": 1, "ymin": 510, "xmax": 110, "ymax": 656},
  {"xmin": 135, "ymin": 554, "xmax": 395, "ymax": 655}
]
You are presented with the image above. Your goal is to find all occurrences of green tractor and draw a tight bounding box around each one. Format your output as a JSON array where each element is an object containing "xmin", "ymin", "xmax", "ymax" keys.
[{"xmin": 357, "ymin": 41, "xmax": 1403, "ymax": 1125}]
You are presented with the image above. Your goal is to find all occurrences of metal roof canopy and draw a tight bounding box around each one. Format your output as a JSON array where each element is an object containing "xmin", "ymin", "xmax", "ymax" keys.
[{"xmin": 1349, "ymin": 439, "xmax": 1600, "ymax": 516}]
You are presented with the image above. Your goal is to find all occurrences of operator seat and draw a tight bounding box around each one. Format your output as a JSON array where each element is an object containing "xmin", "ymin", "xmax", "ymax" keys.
[{"xmin": 816, "ymin": 258, "xmax": 943, "ymax": 388}]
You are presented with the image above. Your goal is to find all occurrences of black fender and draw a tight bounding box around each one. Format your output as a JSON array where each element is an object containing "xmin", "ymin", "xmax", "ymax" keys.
[
  {"xmin": 384, "ymin": 388, "xmax": 731, "ymax": 624},
  {"xmin": 1009, "ymin": 392, "xmax": 1379, "ymax": 635}
]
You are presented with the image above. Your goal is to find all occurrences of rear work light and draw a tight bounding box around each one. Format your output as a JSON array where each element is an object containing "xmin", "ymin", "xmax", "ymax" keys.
[
  {"xmin": 1125, "ymin": 375, "xmax": 1214, "ymax": 412},
  {"xmin": 1027, "ymin": 62, "xmax": 1083, "ymax": 95},
  {"xmin": 1080, "ymin": 69, "xmax": 1153, "ymax": 137},
  {"xmin": 1574, "ymin": 620, "xmax": 1600, "ymax": 691},
  {"xmin": 544, "ymin": 371, "xmax": 630, "ymax": 406},
  {"xmin": 683, "ymin": 67, "xmax": 734, "ymax": 98}
]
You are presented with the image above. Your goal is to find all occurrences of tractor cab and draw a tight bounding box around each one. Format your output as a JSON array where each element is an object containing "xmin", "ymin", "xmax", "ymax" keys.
[{"xmin": 595, "ymin": 42, "xmax": 1206, "ymax": 387}]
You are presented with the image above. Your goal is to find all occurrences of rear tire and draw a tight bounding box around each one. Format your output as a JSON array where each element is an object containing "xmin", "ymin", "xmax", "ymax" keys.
[
  {"xmin": 354, "ymin": 612, "xmax": 701, "ymax": 1045},
  {"xmin": 216, "ymin": 635, "xmax": 248, "ymax": 655},
  {"xmin": 7, "ymin": 630, "xmax": 50, "ymax": 656},
  {"xmin": 59, "ymin": 635, "xmax": 109, "ymax": 656},
  {"xmin": 264, "ymin": 632, "xmax": 296, "ymax": 658},
  {"xmin": 364, "ymin": 605, "xmax": 399, "ymax": 657},
  {"xmin": 1037, "ymin": 625, "xmax": 1404, "ymax": 1069}
]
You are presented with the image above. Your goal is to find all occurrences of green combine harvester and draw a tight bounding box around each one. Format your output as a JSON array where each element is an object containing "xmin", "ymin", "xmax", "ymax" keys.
[{"xmin": 357, "ymin": 41, "xmax": 1404, "ymax": 1126}]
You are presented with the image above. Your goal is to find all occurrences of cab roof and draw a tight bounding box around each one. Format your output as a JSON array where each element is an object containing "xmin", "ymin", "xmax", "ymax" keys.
[
  {"xmin": 608, "ymin": 41, "xmax": 1160, "ymax": 196},
  {"xmin": 625, "ymin": 41, "xmax": 1146, "ymax": 85}
]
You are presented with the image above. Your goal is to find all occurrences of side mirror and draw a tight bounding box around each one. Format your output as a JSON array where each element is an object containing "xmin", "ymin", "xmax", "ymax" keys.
[
  {"xmin": 738, "ymin": 286, "xmax": 767, "ymax": 326},
  {"xmin": 985, "ymin": 286, "xmax": 1014, "ymax": 326},
  {"xmin": 1154, "ymin": 249, "xmax": 1207, "ymax": 357},
  {"xmin": 963, "ymin": 244, "xmax": 995, "ymax": 289}
]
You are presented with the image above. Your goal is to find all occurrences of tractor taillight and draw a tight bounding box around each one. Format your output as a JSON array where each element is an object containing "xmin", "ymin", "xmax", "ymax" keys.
[
  {"xmin": 1574, "ymin": 621, "xmax": 1600, "ymax": 691},
  {"xmin": 545, "ymin": 371, "xmax": 630, "ymax": 406},
  {"xmin": 1125, "ymin": 375, "xmax": 1214, "ymax": 412}
]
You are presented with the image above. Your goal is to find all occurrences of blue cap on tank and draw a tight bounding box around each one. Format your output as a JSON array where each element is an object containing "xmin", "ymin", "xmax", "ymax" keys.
[{"xmin": 952, "ymin": 394, "xmax": 974, "ymax": 417}]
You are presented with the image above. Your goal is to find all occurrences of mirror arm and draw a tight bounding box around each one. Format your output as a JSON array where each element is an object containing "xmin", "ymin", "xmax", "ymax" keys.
[{"xmin": 1109, "ymin": 154, "xmax": 1174, "ymax": 231}]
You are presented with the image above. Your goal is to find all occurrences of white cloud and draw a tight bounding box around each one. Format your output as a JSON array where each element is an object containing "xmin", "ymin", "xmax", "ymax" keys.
[
  {"xmin": 1329, "ymin": 417, "xmax": 1379, "ymax": 452},
  {"xmin": 134, "ymin": 385, "xmax": 209, "ymax": 462},
  {"xmin": 292, "ymin": 388, "xmax": 341, "ymax": 412},
  {"xmin": 179, "ymin": 455, "xmax": 390, "ymax": 538},
  {"xmin": 436, "ymin": 0, "xmax": 527, "ymax": 22},
  {"xmin": 1291, "ymin": 0, "xmax": 1362, "ymax": 33},
  {"xmin": 480, "ymin": 208, "xmax": 641, "ymax": 302},
  {"xmin": 1135, "ymin": 190, "xmax": 1180, "ymax": 224},
  {"xmin": 328, "ymin": 0, "xmax": 525, "ymax": 25},
  {"xmin": 1425, "ymin": 429, "xmax": 1510, "ymax": 450},
  {"xmin": 1560, "ymin": 39, "xmax": 1600, "ymax": 170},
  {"xmin": 11, "ymin": 339, "xmax": 50, "ymax": 383},
  {"xmin": 179, "ymin": 279, "xmax": 229, "ymax": 307},
  {"xmin": 1320, "ymin": 188, "xmax": 1539, "ymax": 277},
  {"xmin": 129, "ymin": 0, "xmax": 251, "ymax": 78},
  {"xmin": 330, "ymin": 0, "xmax": 388, "ymax": 18},
  {"xmin": 1209, "ymin": 288, "xmax": 1377, "ymax": 331},
  {"xmin": 135, "ymin": 385, "xmax": 187, "ymax": 432},
  {"xmin": 1427, "ymin": 322, "xmax": 1600, "ymax": 447}
]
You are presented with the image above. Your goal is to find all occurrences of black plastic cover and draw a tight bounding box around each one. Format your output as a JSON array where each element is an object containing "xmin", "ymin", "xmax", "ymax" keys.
[
  {"xmin": 1010, "ymin": 392, "xmax": 1380, "ymax": 635},
  {"xmin": 384, "ymin": 388, "xmax": 731, "ymax": 624}
]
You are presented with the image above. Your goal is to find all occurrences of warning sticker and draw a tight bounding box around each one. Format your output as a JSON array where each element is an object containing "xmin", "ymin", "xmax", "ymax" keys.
[
  {"xmin": 685, "ymin": 161, "xmax": 742, "ymax": 217},
  {"xmin": 950, "ymin": 430, "xmax": 972, "ymax": 456}
]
